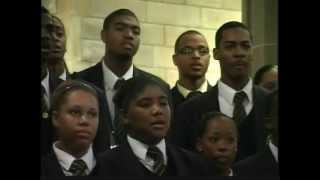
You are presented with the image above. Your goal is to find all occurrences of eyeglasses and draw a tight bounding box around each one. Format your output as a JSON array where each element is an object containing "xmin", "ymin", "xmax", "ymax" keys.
[{"xmin": 177, "ymin": 47, "xmax": 209, "ymax": 56}]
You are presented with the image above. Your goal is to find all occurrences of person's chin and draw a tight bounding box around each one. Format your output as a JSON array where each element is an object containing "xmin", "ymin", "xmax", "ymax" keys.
[{"xmin": 72, "ymin": 141, "xmax": 91, "ymax": 152}]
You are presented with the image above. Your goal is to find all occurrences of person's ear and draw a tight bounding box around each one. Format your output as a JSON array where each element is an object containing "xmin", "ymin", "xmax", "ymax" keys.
[
  {"xmin": 195, "ymin": 138, "xmax": 204, "ymax": 152},
  {"xmin": 213, "ymin": 48, "xmax": 220, "ymax": 60},
  {"xmin": 172, "ymin": 54, "xmax": 178, "ymax": 66},
  {"xmin": 101, "ymin": 30, "xmax": 108, "ymax": 44}
]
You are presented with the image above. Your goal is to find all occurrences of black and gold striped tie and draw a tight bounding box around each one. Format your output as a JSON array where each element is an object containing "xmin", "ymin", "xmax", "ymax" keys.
[
  {"xmin": 233, "ymin": 91, "xmax": 247, "ymax": 124},
  {"xmin": 147, "ymin": 146, "xmax": 166, "ymax": 176},
  {"xmin": 113, "ymin": 78, "xmax": 127, "ymax": 144},
  {"xmin": 69, "ymin": 159, "xmax": 87, "ymax": 176}
]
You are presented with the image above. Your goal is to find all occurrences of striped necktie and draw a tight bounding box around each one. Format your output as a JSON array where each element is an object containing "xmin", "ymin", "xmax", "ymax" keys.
[
  {"xmin": 233, "ymin": 91, "xmax": 247, "ymax": 124},
  {"xmin": 69, "ymin": 159, "xmax": 88, "ymax": 176},
  {"xmin": 147, "ymin": 146, "xmax": 166, "ymax": 176}
]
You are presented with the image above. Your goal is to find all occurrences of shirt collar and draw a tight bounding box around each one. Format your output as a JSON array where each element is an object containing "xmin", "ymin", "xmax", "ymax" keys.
[
  {"xmin": 127, "ymin": 135, "xmax": 167, "ymax": 164},
  {"xmin": 53, "ymin": 142, "xmax": 96, "ymax": 172},
  {"xmin": 229, "ymin": 168, "xmax": 233, "ymax": 176},
  {"xmin": 218, "ymin": 79, "xmax": 253, "ymax": 105},
  {"xmin": 268, "ymin": 140, "xmax": 278, "ymax": 163},
  {"xmin": 41, "ymin": 69, "xmax": 50, "ymax": 96},
  {"xmin": 59, "ymin": 69, "xmax": 67, "ymax": 81},
  {"xmin": 102, "ymin": 59, "xmax": 134, "ymax": 90},
  {"xmin": 176, "ymin": 80, "xmax": 208, "ymax": 98}
]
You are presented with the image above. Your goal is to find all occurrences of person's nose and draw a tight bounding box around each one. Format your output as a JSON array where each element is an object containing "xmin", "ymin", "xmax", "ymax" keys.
[
  {"xmin": 124, "ymin": 29, "xmax": 134, "ymax": 39},
  {"xmin": 233, "ymin": 45, "xmax": 246, "ymax": 58},
  {"xmin": 191, "ymin": 49, "xmax": 201, "ymax": 59},
  {"xmin": 151, "ymin": 104, "xmax": 163, "ymax": 115},
  {"xmin": 216, "ymin": 141, "xmax": 229, "ymax": 152},
  {"xmin": 79, "ymin": 114, "xmax": 90, "ymax": 125}
]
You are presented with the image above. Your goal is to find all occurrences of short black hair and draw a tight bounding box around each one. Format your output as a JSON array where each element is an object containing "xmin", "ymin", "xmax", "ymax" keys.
[
  {"xmin": 50, "ymin": 80, "xmax": 98, "ymax": 112},
  {"xmin": 113, "ymin": 76, "xmax": 171, "ymax": 113},
  {"xmin": 41, "ymin": 6, "xmax": 49, "ymax": 14},
  {"xmin": 103, "ymin": 8, "xmax": 138, "ymax": 30},
  {"xmin": 215, "ymin": 21, "xmax": 252, "ymax": 48},
  {"xmin": 51, "ymin": 15, "xmax": 65, "ymax": 31},
  {"xmin": 254, "ymin": 64, "xmax": 278, "ymax": 85},
  {"xmin": 174, "ymin": 30, "xmax": 204, "ymax": 54},
  {"xmin": 195, "ymin": 111, "xmax": 236, "ymax": 139}
]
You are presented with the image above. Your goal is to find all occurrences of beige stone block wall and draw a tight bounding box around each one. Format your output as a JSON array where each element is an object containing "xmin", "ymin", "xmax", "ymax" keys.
[{"xmin": 42, "ymin": 0, "xmax": 242, "ymax": 87}]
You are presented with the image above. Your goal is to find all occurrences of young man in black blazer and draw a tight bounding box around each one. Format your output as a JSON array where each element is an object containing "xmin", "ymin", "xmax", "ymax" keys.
[
  {"xmin": 72, "ymin": 9, "xmax": 169, "ymax": 146},
  {"xmin": 41, "ymin": 8, "xmax": 110, "ymax": 156},
  {"xmin": 170, "ymin": 21, "xmax": 270, "ymax": 161},
  {"xmin": 233, "ymin": 90, "xmax": 279, "ymax": 177},
  {"xmin": 170, "ymin": 30, "xmax": 212, "ymax": 112},
  {"xmin": 41, "ymin": 7, "xmax": 69, "ymax": 157},
  {"xmin": 98, "ymin": 76, "xmax": 215, "ymax": 176}
]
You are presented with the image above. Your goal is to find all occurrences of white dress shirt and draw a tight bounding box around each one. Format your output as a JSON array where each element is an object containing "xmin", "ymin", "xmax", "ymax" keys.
[
  {"xmin": 102, "ymin": 60, "xmax": 133, "ymax": 124},
  {"xmin": 41, "ymin": 69, "xmax": 67, "ymax": 108},
  {"xmin": 217, "ymin": 79, "xmax": 253, "ymax": 118},
  {"xmin": 127, "ymin": 135, "xmax": 167, "ymax": 172},
  {"xmin": 229, "ymin": 168, "xmax": 233, "ymax": 176},
  {"xmin": 41, "ymin": 70, "xmax": 50, "ymax": 107},
  {"xmin": 53, "ymin": 142, "xmax": 96, "ymax": 176},
  {"xmin": 176, "ymin": 80, "xmax": 208, "ymax": 98},
  {"xmin": 268, "ymin": 140, "xmax": 278, "ymax": 163}
]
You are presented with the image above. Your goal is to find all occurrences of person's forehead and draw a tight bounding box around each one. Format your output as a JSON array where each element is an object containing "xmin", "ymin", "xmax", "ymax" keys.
[
  {"xmin": 135, "ymin": 85, "xmax": 167, "ymax": 99},
  {"xmin": 64, "ymin": 90, "xmax": 98, "ymax": 104},
  {"xmin": 220, "ymin": 27, "xmax": 251, "ymax": 42},
  {"xmin": 178, "ymin": 33, "xmax": 208, "ymax": 47},
  {"xmin": 110, "ymin": 15, "xmax": 139, "ymax": 26},
  {"xmin": 262, "ymin": 70, "xmax": 278, "ymax": 81},
  {"xmin": 51, "ymin": 17, "xmax": 64, "ymax": 29}
]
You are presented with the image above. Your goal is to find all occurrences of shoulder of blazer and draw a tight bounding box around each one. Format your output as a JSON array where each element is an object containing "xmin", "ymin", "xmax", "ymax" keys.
[
  {"xmin": 166, "ymin": 143, "xmax": 216, "ymax": 175},
  {"xmin": 71, "ymin": 61, "xmax": 102, "ymax": 78},
  {"xmin": 133, "ymin": 66, "xmax": 170, "ymax": 88},
  {"xmin": 170, "ymin": 86, "xmax": 185, "ymax": 102},
  {"xmin": 41, "ymin": 150, "xmax": 65, "ymax": 176},
  {"xmin": 71, "ymin": 62, "xmax": 104, "ymax": 89},
  {"xmin": 233, "ymin": 145, "xmax": 278, "ymax": 175},
  {"xmin": 185, "ymin": 84, "xmax": 218, "ymax": 108}
]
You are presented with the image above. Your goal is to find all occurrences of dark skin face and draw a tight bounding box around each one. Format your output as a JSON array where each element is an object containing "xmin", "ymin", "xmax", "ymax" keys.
[
  {"xmin": 42, "ymin": 14, "xmax": 67, "ymax": 77},
  {"xmin": 41, "ymin": 15, "xmax": 66, "ymax": 65},
  {"xmin": 41, "ymin": 13, "xmax": 51, "ymax": 80},
  {"xmin": 52, "ymin": 90, "xmax": 99, "ymax": 158},
  {"xmin": 259, "ymin": 68, "xmax": 278, "ymax": 92},
  {"xmin": 122, "ymin": 85, "xmax": 171, "ymax": 145},
  {"xmin": 214, "ymin": 27, "xmax": 253, "ymax": 90},
  {"xmin": 173, "ymin": 33, "xmax": 210, "ymax": 90},
  {"xmin": 196, "ymin": 116, "xmax": 238, "ymax": 176},
  {"xmin": 101, "ymin": 15, "xmax": 140, "ymax": 77}
]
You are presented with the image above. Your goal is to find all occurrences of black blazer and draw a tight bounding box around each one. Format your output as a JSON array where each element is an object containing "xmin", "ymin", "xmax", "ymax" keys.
[
  {"xmin": 233, "ymin": 145, "xmax": 279, "ymax": 177},
  {"xmin": 41, "ymin": 149, "xmax": 102, "ymax": 177},
  {"xmin": 41, "ymin": 78, "xmax": 64, "ymax": 158},
  {"xmin": 72, "ymin": 62, "xmax": 169, "ymax": 144},
  {"xmin": 98, "ymin": 140, "xmax": 216, "ymax": 176},
  {"xmin": 169, "ymin": 84, "xmax": 269, "ymax": 161},
  {"xmin": 170, "ymin": 82, "xmax": 213, "ymax": 113}
]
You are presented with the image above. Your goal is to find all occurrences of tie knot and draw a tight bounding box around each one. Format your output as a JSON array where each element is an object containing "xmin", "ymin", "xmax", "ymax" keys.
[
  {"xmin": 186, "ymin": 91, "xmax": 202, "ymax": 99},
  {"xmin": 114, "ymin": 78, "xmax": 126, "ymax": 90},
  {"xmin": 147, "ymin": 146, "xmax": 163, "ymax": 161},
  {"xmin": 147, "ymin": 146, "xmax": 165, "ymax": 175},
  {"xmin": 69, "ymin": 159, "xmax": 87, "ymax": 176},
  {"xmin": 233, "ymin": 91, "xmax": 247, "ymax": 104}
]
